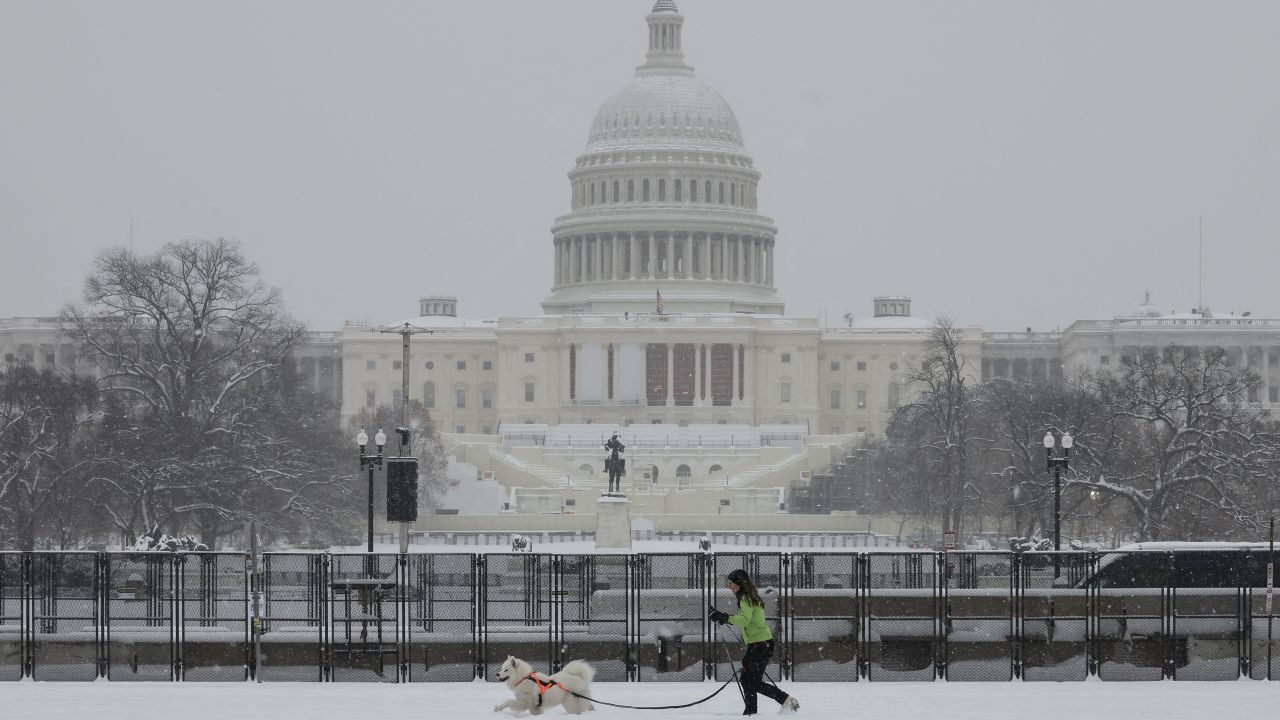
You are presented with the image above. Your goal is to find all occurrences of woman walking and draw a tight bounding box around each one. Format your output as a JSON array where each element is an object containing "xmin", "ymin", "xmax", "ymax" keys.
[{"xmin": 709, "ymin": 569, "xmax": 800, "ymax": 716}]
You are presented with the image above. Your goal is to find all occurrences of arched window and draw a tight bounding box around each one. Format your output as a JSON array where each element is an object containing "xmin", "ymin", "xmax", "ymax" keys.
[
  {"xmin": 658, "ymin": 179, "xmax": 666, "ymax": 201},
  {"xmin": 676, "ymin": 464, "xmax": 692, "ymax": 478},
  {"xmin": 643, "ymin": 179, "xmax": 650, "ymax": 201},
  {"xmin": 613, "ymin": 181, "xmax": 620, "ymax": 203},
  {"xmin": 719, "ymin": 182, "xmax": 725, "ymax": 204},
  {"xmin": 601, "ymin": 181, "xmax": 607, "ymax": 204},
  {"xmin": 690, "ymin": 179, "xmax": 697, "ymax": 202},
  {"xmin": 423, "ymin": 381, "xmax": 435, "ymax": 409},
  {"xmin": 579, "ymin": 464, "xmax": 594, "ymax": 474},
  {"xmin": 627, "ymin": 180, "xmax": 635, "ymax": 201},
  {"xmin": 590, "ymin": 183, "xmax": 596, "ymax": 205},
  {"xmin": 731, "ymin": 183, "xmax": 736, "ymax": 205},
  {"xmin": 674, "ymin": 179, "xmax": 682, "ymax": 201},
  {"xmin": 709, "ymin": 464, "xmax": 724, "ymax": 474},
  {"xmin": 704, "ymin": 180, "xmax": 712, "ymax": 203}
]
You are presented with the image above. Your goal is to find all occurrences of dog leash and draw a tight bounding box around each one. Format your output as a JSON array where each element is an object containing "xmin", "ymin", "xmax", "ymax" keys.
[
  {"xmin": 562, "ymin": 625, "xmax": 745, "ymax": 711},
  {"xmin": 565, "ymin": 678, "xmax": 737, "ymax": 711}
]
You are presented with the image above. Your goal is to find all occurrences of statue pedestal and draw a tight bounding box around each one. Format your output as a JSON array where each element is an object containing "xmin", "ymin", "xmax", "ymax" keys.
[{"xmin": 594, "ymin": 494, "xmax": 632, "ymax": 550}]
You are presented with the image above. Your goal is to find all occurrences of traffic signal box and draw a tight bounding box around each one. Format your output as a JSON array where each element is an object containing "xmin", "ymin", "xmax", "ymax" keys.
[{"xmin": 386, "ymin": 457, "xmax": 419, "ymax": 523}]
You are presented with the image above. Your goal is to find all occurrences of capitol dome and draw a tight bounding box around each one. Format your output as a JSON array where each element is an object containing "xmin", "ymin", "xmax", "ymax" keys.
[
  {"xmin": 585, "ymin": 74, "xmax": 745, "ymax": 153},
  {"xmin": 542, "ymin": 2, "xmax": 784, "ymax": 316}
]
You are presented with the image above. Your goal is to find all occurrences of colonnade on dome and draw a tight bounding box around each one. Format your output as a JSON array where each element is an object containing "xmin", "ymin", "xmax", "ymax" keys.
[{"xmin": 553, "ymin": 231, "xmax": 774, "ymax": 289}]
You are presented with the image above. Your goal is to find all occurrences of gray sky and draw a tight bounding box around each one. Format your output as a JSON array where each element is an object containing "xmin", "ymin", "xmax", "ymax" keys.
[{"xmin": 2, "ymin": 0, "xmax": 1277, "ymax": 331}]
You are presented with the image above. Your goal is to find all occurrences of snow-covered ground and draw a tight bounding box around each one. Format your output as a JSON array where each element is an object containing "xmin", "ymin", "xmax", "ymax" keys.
[{"xmin": 1, "ymin": 679, "xmax": 1275, "ymax": 719}]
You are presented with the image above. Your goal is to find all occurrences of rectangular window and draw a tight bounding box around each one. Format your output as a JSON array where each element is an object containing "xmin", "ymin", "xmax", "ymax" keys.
[
  {"xmin": 525, "ymin": 382, "xmax": 535, "ymax": 402},
  {"xmin": 830, "ymin": 360, "xmax": 840, "ymax": 371},
  {"xmin": 456, "ymin": 425, "xmax": 466, "ymax": 434},
  {"xmin": 856, "ymin": 426, "xmax": 866, "ymax": 433},
  {"xmin": 483, "ymin": 360, "xmax": 493, "ymax": 370},
  {"xmin": 456, "ymin": 389, "xmax": 466, "ymax": 408},
  {"xmin": 830, "ymin": 390, "xmax": 840, "ymax": 409},
  {"xmin": 525, "ymin": 352, "xmax": 535, "ymax": 363},
  {"xmin": 830, "ymin": 425, "xmax": 843, "ymax": 435},
  {"xmin": 856, "ymin": 361, "xmax": 867, "ymax": 371},
  {"xmin": 646, "ymin": 343, "xmax": 669, "ymax": 406},
  {"xmin": 392, "ymin": 360, "xmax": 402, "ymax": 370},
  {"xmin": 856, "ymin": 390, "xmax": 867, "ymax": 409},
  {"xmin": 780, "ymin": 382, "xmax": 791, "ymax": 403},
  {"xmin": 607, "ymin": 344, "xmax": 615, "ymax": 400},
  {"xmin": 456, "ymin": 360, "xmax": 466, "ymax": 371},
  {"xmin": 781, "ymin": 353, "xmax": 791, "ymax": 363},
  {"xmin": 1271, "ymin": 387, "xmax": 1278, "ymax": 403},
  {"xmin": 366, "ymin": 359, "xmax": 376, "ymax": 371},
  {"xmin": 1100, "ymin": 355, "xmax": 1110, "ymax": 366},
  {"xmin": 366, "ymin": 390, "xmax": 376, "ymax": 408},
  {"xmin": 738, "ymin": 345, "xmax": 745, "ymax": 400},
  {"xmin": 482, "ymin": 387, "xmax": 493, "ymax": 409},
  {"xmin": 711, "ymin": 343, "xmax": 734, "ymax": 406},
  {"xmin": 392, "ymin": 389, "xmax": 402, "ymax": 406},
  {"xmin": 483, "ymin": 425, "xmax": 493, "ymax": 435},
  {"xmin": 673, "ymin": 343, "xmax": 695, "ymax": 406},
  {"xmin": 887, "ymin": 382, "xmax": 900, "ymax": 409}
]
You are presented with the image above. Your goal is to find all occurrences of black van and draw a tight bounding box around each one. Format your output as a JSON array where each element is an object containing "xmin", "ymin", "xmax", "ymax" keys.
[{"xmin": 1081, "ymin": 542, "xmax": 1278, "ymax": 588}]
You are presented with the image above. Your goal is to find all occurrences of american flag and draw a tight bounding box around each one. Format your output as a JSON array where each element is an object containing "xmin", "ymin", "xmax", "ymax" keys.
[{"xmin": 656, "ymin": 287, "xmax": 664, "ymax": 315}]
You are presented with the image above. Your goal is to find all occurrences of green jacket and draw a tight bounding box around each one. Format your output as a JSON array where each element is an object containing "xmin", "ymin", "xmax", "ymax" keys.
[{"xmin": 727, "ymin": 596, "xmax": 773, "ymax": 643}]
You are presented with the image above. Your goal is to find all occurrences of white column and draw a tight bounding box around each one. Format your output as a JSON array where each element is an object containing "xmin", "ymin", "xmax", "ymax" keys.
[
  {"xmin": 629, "ymin": 233, "xmax": 639, "ymax": 281},
  {"xmin": 766, "ymin": 239, "xmax": 774, "ymax": 287},
  {"xmin": 553, "ymin": 238, "xmax": 561, "ymax": 286}
]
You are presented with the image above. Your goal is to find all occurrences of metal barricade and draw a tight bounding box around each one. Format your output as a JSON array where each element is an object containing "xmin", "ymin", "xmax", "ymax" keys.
[
  {"xmin": 258, "ymin": 552, "xmax": 327, "ymax": 681},
  {"xmin": 864, "ymin": 552, "xmax": 941, "ymax": 681},
  {"xmin": 478, "ymin": 553, "xmax": 554, "ymax": 679},
  {"xmin": 559, "ymin": 554, "xmax": 630, "ymax": 681},
  {"xmin": 29, "ymin": 552, "xmax": 100, "ymax": 680},
  {"xmin": 327, "ymin": 553, "xmax": 400, "ymax": 682},
  {"xmin": 177, "ymin": 552, "xmax": 251, "ymax": 681},
  {"xmin": 103, "ymin": 553, "xmax": 177, "ymax": 680},
  {"xmin": 1092, "ymin": 550, "xmax": 1168, "ymax": 680},
  {"xmin": 632, "ymin": 553, "xmax": 707, "ymax": 681},
  {"xmin": 787, "ymin": 553, "xmax": 859, "ymax": 681},
  {"xmin": 943, "ymin": 551, "xmax": 1014, "ymax": 681},
  {"xmin": 404, "ymin": 553, "xmax": 475, "ymax": 682},
  {"xmin": 0, "ymin": 552, "xmax": 23, "ymax": 680},
  {"xmin": 1019, "ymin": 551, "xmax": 1091, "ymax": 681}
]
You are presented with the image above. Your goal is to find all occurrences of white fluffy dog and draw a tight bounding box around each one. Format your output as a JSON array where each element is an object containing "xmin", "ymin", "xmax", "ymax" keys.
[{"xmin": 493, "ymin": 655, "xmax": 596, "ymax": 715}]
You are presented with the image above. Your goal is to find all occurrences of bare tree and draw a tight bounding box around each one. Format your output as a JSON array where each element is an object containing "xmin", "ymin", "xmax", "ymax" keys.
[
  {"xmin": 1084, "ymin": 346, "xmax": 1279, "ymax": 540},
  {"xmin": 64, "ymin": 239, "xmax": 357, "ymax": 546},
  {"xmin": 0, "ymin": 365, "xmax": 101, "ymax": 550},
  {"xmin": 896, "ymin": 317, "xmax": 984, "ymax": 541}
]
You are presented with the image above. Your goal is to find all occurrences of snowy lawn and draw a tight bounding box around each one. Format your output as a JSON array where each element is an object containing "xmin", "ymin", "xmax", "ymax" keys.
[{"xmin": 1, "ymin": 680, "xmax": 1276, "ymax": 719}]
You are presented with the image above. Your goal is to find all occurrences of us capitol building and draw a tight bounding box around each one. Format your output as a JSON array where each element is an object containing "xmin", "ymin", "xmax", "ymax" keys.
[{"xmin": 3, "ymin": 2, "xmax": 1278, "ymax": 528}]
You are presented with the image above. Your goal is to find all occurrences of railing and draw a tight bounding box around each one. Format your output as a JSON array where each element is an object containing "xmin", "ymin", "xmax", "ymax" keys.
[{"xmin": 0, "ymin": 550, "xmax": 1276, "ymax": 683}]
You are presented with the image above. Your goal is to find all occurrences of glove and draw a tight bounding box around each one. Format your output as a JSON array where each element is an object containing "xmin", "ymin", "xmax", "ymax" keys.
[{"xmin": 708, "ymin": 609, "xmax": 729, "ymax": 625}]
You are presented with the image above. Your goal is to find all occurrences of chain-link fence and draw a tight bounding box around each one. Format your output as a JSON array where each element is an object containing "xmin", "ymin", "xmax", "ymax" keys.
[{"xmin": 0, "ymin": 549, "xmax": 1275, "ymax": 682}]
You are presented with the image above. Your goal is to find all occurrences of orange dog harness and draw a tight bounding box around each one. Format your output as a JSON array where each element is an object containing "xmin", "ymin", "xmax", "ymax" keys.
[{"xmin": 522, "ymin": 672, "xmax": 567, "ymax": 707}]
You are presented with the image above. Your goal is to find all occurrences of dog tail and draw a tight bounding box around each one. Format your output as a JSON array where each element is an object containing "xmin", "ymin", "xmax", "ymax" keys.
[{"xmin": 559, "ymin": 660, "xmax": 595, "ymax": 683}]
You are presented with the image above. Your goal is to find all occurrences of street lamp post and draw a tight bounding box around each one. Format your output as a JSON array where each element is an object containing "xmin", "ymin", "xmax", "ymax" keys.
[
  {"xmin": 357, "ymin": 426, "xmax": 387, "ymax": 553},
  {"xmin": 1043, "ymin": 430, "xmax": 1073, "ymax": 577}
]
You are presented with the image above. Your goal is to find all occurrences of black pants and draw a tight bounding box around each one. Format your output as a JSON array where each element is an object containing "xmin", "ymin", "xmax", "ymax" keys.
[{"xmin": 739, "ymin": 640, "xmax": 788, "ymax": 714}]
